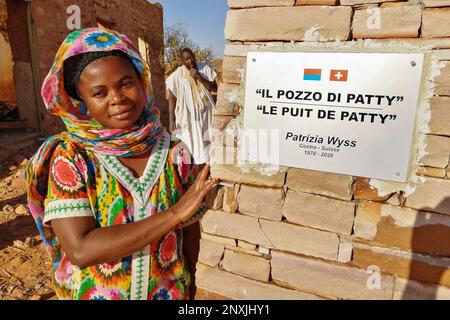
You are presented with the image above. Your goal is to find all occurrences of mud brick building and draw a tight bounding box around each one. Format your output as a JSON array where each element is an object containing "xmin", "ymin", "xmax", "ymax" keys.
[
  {"xmin": 0, "ymin": 0, "xmax": 165, "ymax": 134},
  {"xmin": 195, "ymin": 0, "xmax": 450, "ymax": 300}
]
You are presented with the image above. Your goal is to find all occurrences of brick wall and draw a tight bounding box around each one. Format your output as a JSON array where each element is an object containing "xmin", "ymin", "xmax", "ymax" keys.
[
  {"xmin": 196, "ymin": 0, "xmax": 450, "ymax": 300},
  {"xmin": 0, "ymin": 0, "xmax": 7, "ymax": 42},
  {"xmin": 29, "ymin": 0, "xmax": 165, "ymax": 134}
]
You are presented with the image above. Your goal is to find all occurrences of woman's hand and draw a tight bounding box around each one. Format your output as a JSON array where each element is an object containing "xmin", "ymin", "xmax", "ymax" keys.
[{"xmin": 171, "ymin": 164, "xmax": 218, "ymax": 223}]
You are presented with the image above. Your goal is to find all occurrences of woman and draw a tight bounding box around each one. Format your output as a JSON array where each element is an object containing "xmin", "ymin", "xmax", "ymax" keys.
[{"xmin": 25, "ymin": 28, "xmax": 217, "ymax": 300}]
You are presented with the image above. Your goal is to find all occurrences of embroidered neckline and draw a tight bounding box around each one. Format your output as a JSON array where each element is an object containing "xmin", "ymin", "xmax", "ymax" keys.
[{"xmin": 95, "ymin": 132, "xmax": 170, "ymax": 207}]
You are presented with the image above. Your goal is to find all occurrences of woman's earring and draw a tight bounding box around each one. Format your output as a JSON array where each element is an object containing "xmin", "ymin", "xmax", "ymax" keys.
[{"xmin": 80, "ymin": 102, "xmax": 88, "ymax": 116}]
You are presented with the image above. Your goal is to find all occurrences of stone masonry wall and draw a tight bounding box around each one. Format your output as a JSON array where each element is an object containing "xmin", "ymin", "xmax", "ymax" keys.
[
  {"xmin": 0, "ymin": 0, "xmax": 7, "ymax": 42},
  {"xmin": 195, "ymin": 0, "xmax": 450, "ymax": 300},
  {"xmin": 30, "ymin": 0, "xmax": 165, "ymax": 134}
]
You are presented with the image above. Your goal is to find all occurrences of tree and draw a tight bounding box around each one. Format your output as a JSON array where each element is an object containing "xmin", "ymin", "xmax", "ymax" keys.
[{"xmin": 164, "ymin": 23, "xmax": 215, "ymax": 76}]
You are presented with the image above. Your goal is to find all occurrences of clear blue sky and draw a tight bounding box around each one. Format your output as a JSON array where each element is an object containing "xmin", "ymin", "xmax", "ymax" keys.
[{"xmin": 153, "ymin": 0, "xmax": 228, "ymax": 58}]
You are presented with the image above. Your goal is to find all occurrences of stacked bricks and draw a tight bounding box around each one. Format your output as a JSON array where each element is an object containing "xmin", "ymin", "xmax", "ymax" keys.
[
  {"xmin": 196, "ymin": 0, "xmax": 450, "ymax": 300},
  {"xmin": 29, "ymin": 0, "xmax": 165, "ymax": 134}
]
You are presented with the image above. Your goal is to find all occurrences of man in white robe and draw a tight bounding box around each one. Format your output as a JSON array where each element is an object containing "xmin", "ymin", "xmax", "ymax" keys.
[{"xmin": 166, "ymin": 48, "xmax": 218, "ymax": 164}]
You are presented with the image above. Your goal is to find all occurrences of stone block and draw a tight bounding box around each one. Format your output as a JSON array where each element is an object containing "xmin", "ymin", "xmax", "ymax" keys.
[
  {"xmin": 195, "ymin": 263, "xmax": 323, "ymax": 299},
  {"xmin": 195, "ymin": 288, "xmax": 232, "ymax": 300},
  {"xmin": 283, "ymin": 190, "xmax": 355, "ymax": 235},
  {"xmin": 260, "ymin": 219, "xmax": 340, "ymax": 260},
  {"xmin": 222, "ymin": 250, "xmax": 271, "ymax": 282},
  {"xmin": 422, "ymin": 8, "xmax": 450, "ymax": 38},
  {"xmin": 198, "ymin": 239, "xmax": 225, "ymax": 267},
  {"xmin": 341, "ymin": 0, "xmax": 401, "ymax": 4},
  {"xmin": 354, "ymin": 177, "xmax": 392, "ymax": 201},
  {"xmin": 201, "ymin": 210, "xmax": 273, "ymax": 247},
  {"xmin": 215, "ymin": 82, "xmax": 241, "ymax": 115},
  {"xmin": 338, "ymin": 237, "xmax": 353, "ymax": 263},
  {"xmin": 222, "ymin": 56, "xmax": 246, "ymax": 84},
  {"xmin": 394, "ymin": 277, "xmax": 450, "ymax": 300},
  {"xmin": 286, "ymin": 168, "xmax": 354, "ymax": 201},
  {"xmin": 238, "ymin": 185, "xmax": 284, "ymax": 221},
  {"xmin": 296, "ymin": 0, "xmax": 338, "ymax": 4},
  {"xmin": 228, "ymin": 0, "xmax": 295, "ymax": 8},
  {"xmin": 351, "ymin": 243, "xmax": 450, "ymax": 287},
  {"xmin": 434, "ymin": 60, "xmax": 450, "ymax": 96},
  {"xmin": 355, "ymin": 201, "xmax": 450, "ymax": 256},
  {"xmin": 423, "ymin": 0, "xmax": 450, "ymax": 7},
  {"xmin": 211, "ymin": 164, "xmax": 286, "ymax": 188},
  {"xmin": 354, "ymin": 201, "xmax": 382, "ymax": 240},
  {"xmin": 429, "ymin": 97, "xmax": 450, "ymax": 135},
  {"xmin": 416, "ymin": 167, "xmax": 447, "ymax": 179},
  {"xmin": 420, "ymin": 134, "xmax": 450, "ymax": 168},
  {"xmin": 225, "ymin": 6, "xmax": 352, "ymax": 42},
  {"xmin": 238, "ymin": 240, "xmax": 257, "ymax": 250},
  {"xmin": 201, "ymin": 232, "xmax": 237, "ymax": 247},
  {"xmin": 223, "ymin": 186, "xmax": 239, "ymax": 213},
  {"xmin": 404, "ymin": 177, "xmax": 450, "ymax": 216},
  {"xmin": 353, "ymin": 5, "xmax": 421, "ymax": 39},
  {"xmin": 205, "ymin": 186, "xmax": 225, "ymax": 211},
  {"xmin": 271, "ymin": 250, "xmax": 395, "ymax": 300}
]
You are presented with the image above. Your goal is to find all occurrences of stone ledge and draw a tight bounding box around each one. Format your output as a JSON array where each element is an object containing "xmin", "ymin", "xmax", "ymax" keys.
[
  {"xmin": 271, "ymin": 250, "xmax": 395, "ymax": 300},
  {"xmin": 296, "ymin": 0, "xmax": 338, "ymax": 4},
  {"xmin": 350, "ymin": 242, "xmax": 450, "ymax": 287},
  {"xmin": 352, "ymin": 5, "xmax": 422, "ymax": 39},
  {"xmin": 225, "ymin": 6, "xmax": 352, "ymax": 42},
  {"xmin": 341, "ymin": 0, "xmax": 401, "ymax": 4},
  {"xmin": 201, "ymin": 210, "xmax": 273, "ymax": 247},
  {"xmin": 211, "ymin": 164, "xmax": 287, "ymax": 188},
  {"xmin": 423, "ymin": 0, "xmax": 450, "ymax": 8},
  {"xmin": 195, "ymin": 263, "xmax": 324, "ymax": 299},
  {"xmin": 286, "ymin": 168, "xmax": 354, "ymax": 201},
  {"xmin": 228, "ymin": 0, "xmax": 295, "ymax": 9}
]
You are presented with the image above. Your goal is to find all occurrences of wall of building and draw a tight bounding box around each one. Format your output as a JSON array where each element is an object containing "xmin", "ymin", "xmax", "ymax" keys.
[
  {"xmin": 0, "ymin": 33, "xmax": 15, "ymax": 104},
  {"xmin": 4, "ymin": 0, "xmax": 38, "ymax": 129},
  {"xmin": 0, "ymin": 0, "xmax": 6, "ymax": 41},
  {"xmin": 195, "ymin": 0, "xmax": 450, "ymax": 300},
  {"xmin": 0, "ymin": 0, "xmax": 16, "ymax": 104}
]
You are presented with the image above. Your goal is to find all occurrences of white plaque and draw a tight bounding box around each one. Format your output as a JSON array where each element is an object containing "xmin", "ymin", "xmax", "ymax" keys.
[{"xmin": 242, "ymin": 52, "xmax": 424, "ymax": 182}]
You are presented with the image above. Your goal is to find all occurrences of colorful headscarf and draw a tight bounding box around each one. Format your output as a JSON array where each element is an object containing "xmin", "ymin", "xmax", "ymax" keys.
[
  {"xmin": 42, "ymin": 27, "xmax": 163, "ymax": 156},
  {"xmin": 26, "ymin": 28, "xmax": 164, "ymax": 237}
]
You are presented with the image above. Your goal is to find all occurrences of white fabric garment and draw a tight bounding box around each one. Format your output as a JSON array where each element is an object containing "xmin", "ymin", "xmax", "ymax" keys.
[{"xmin": 166, "ymin": 63, "xmax": 217, "ymax": 164}]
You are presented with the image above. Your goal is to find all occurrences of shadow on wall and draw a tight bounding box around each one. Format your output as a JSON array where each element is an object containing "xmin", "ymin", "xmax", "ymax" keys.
[{"xmin": 402, "ymin": 197, "xmax": 450, "ymax": 300}]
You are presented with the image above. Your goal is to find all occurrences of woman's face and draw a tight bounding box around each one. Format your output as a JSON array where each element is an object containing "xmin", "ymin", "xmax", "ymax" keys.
[{"xmin": 77, "ymin": 56, "xmax": 146, "ymax": 129}]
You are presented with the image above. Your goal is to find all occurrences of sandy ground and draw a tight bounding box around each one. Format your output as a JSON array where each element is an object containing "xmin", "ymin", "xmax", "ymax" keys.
[{"xmin": 0, "ymin": 139, "xmax": 55, "ymax": 300}]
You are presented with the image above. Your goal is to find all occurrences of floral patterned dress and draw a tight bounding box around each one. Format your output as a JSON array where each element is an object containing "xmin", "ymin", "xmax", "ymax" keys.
[{"xmin": 42, "ymin": 132, "xmax": 201, "ymax": 300}]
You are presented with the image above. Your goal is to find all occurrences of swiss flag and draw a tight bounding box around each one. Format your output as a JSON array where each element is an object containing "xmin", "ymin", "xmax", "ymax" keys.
[{"xmin": 330, "ymin": 70, "xmax": 348, "ymax": 82}]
